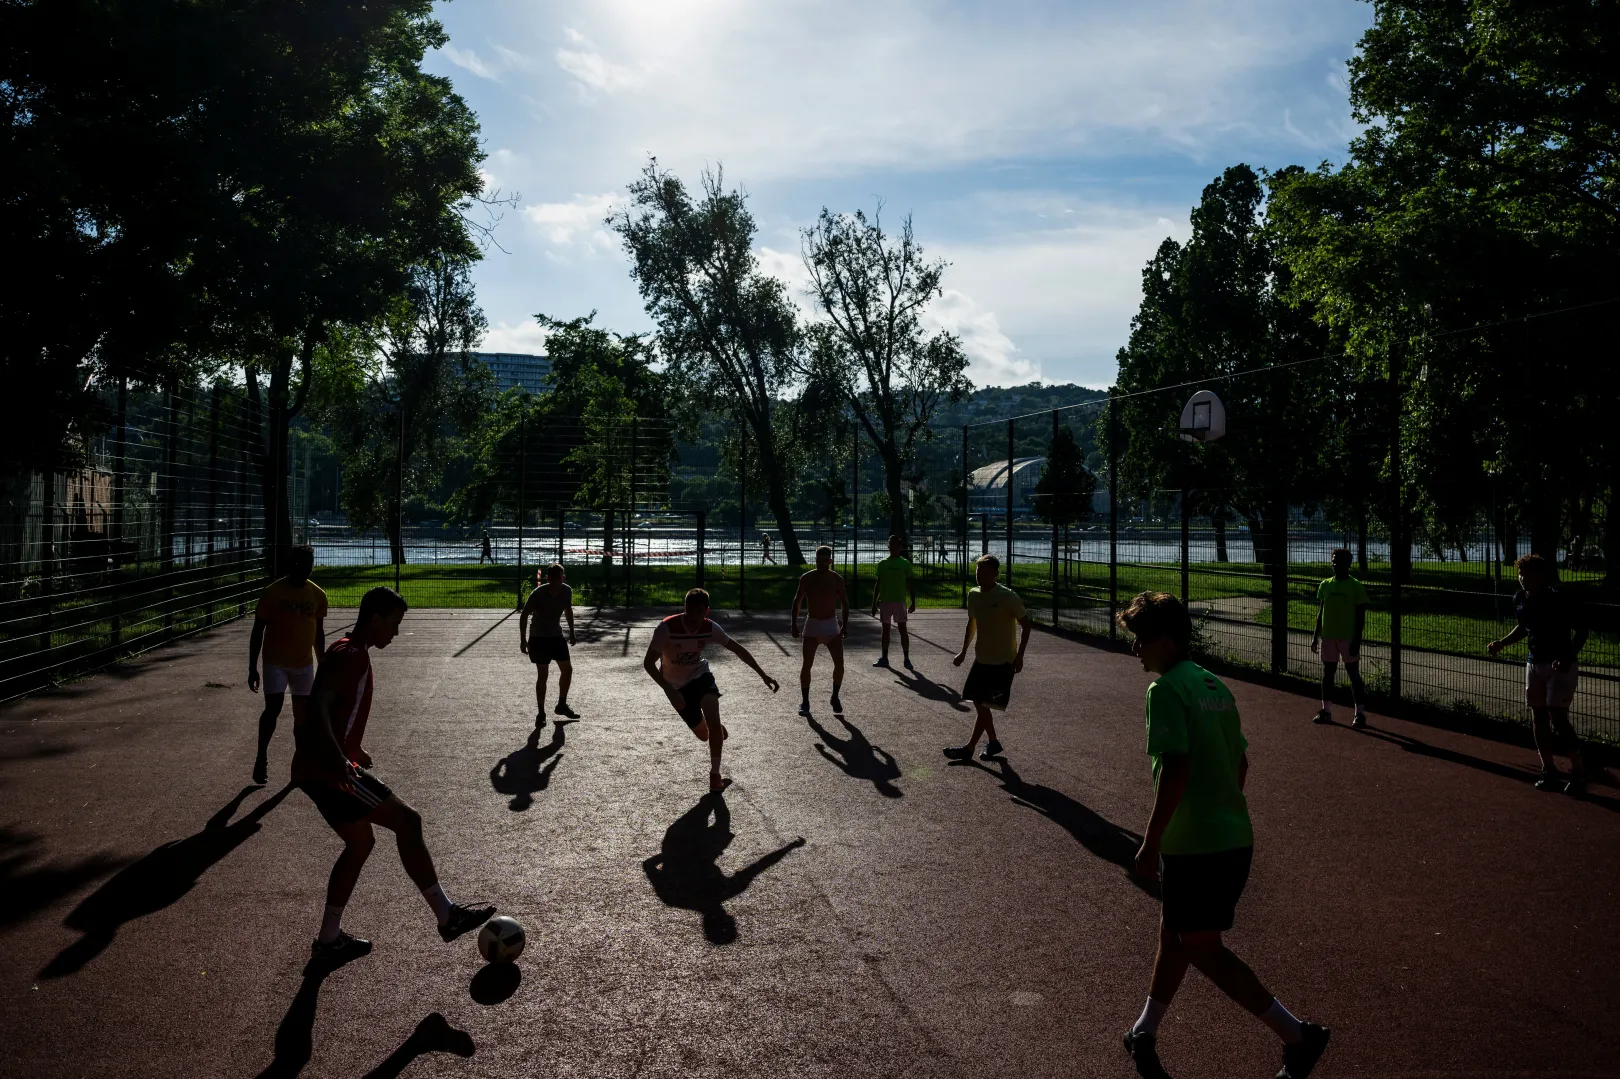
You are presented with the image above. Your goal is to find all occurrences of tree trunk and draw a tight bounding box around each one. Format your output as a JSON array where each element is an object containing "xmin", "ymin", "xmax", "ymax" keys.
[
  {"xmin": 880, "ymin": 440, "xmax": 908, "ymax": 549},
  {"xmin": 751, "ymin": 425, "xmax": 805, "ymax": 565},
  {"xmin": 1213, "ymin": 514, "xmax": 1229, "ymax": 563},
  {"xmin": 1356, "ymin": 512, "xmax": 1369, "ymax": 573}
]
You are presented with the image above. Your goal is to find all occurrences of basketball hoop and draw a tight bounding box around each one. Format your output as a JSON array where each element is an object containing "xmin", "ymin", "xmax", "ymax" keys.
[{"xmin": 1178, "ymin": 389, "xmax": 1226, "ymax": 442}]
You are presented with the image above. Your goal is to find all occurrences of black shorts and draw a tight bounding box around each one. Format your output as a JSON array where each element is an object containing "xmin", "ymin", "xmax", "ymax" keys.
[
  {"xmin": 299, "ymin": 766, "xmax": 395, "ymax": 830},
  {"xmin": 962, "ymin": 661, "xmax": 1015, "ymax": 710},
  {"xmin": 529, "ymin": 636, "xmax": 570, "ymax": 665},
  {"xmin": 1160, "ymin": 846, "xmax": 1253, "ymax": 933},
  {"xmin": 674, "ymin": 671, "xmax": 721, "ymax": 729}
]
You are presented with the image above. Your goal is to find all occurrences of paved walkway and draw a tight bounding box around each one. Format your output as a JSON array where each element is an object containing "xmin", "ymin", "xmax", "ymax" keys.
[{"xmin": 2, "ymin": 609, "xmax": 1618, "ymax": 1077}]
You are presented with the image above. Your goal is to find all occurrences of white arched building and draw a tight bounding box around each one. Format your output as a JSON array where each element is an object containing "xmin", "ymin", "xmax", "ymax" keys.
[{"xmin": 967, "ymin": 457, "xmax": 1046, "ymax": 518}]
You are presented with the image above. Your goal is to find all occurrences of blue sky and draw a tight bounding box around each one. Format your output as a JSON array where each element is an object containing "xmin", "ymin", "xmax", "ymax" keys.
[{"xmin": 427, "ymin": 0, "xmax": 1372, "ymax": 388}]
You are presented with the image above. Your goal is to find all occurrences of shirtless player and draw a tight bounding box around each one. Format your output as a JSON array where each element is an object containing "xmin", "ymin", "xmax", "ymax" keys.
[{"xmin": 792, "ymin": 545, "xmax": 850, "ymax": 716}]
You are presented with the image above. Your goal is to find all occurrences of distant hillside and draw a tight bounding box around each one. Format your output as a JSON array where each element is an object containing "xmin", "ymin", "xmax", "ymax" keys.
[{"xmin": 931, "ymin": 382, "xmax": 1109, "ymax": 430}]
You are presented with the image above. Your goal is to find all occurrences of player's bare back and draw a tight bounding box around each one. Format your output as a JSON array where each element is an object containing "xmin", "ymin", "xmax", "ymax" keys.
[{"xmin": 797, "ymin": 569, "xmax": 845, "ymax": 620}]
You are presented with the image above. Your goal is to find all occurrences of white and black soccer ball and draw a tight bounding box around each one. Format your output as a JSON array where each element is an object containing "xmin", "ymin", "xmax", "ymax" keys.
[{"xmin": 477, "ymin": 916, "xmax": 526, "ymax": 964}]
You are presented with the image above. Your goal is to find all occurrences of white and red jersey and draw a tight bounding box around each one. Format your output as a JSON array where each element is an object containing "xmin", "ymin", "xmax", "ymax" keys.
[
  {"xmin": 309, "ymin": 636, "xmax": 372, "ymax": 761},
  {"xmin": 649, "ymin": 613, "xmax": 729, "ymax": 687}
]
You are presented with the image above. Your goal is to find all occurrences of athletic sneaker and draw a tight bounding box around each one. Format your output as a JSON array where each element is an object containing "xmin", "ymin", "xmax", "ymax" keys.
[
  {"xmin": 1351, "ymin": 712, "xmax": 1367, "ymax": 730},
  {"xmin": 1311, "ymin": 708, "xmax": 1332, "ymax": 725},
  {"xmin": 829, "ymin": 693, "xmax": 843, "ymax": 713},
  {"xmin": 942, "ymin": 745, "xmax": 973, "ymax": 761},
  {"xmin": 1564, "ymin": 775, "xmax": 1587, "ymax": 797},
  {"xmin": 1533, "ymin": 773, "xmax": 1565, "ymax": 792},
  {"xmin": 873, "ymin": 656, "xmax": 891, "ymax": 668},
  {"xmin": 438, "ymin": 903, "xmax": 496, "ymax": 943},
  {"xmin": 553, "ymin": 701, "xmax": 580, "ymax": 719},
  {"xmin": 798, "ymin": 700, "xmax": 812, "ymax": 717},
  {"xmin": 1276, "ymin": 1022, "xmax": 1330, "ymax": 1079},
  {"xmin": 1122, "ymin": 1030, "xmax": 1173, "ymax": 1079},
  {"xmin": 903, "ymin": 657, "xmax": 915, "ymax": 671},
  {"xmin": 980, "ymin": 739, "xmax": 1003, "ymax": 760},
  {"xmin": 252, "ymin": 753, "xmax": 268, "ymax": 786},
  {"xmin": 310, "ymin": 930, "xmax": 372, "ymax": 966},
  {"xmin": 533, "ymin": 712, "xmax": 547, "ymax": 730}
]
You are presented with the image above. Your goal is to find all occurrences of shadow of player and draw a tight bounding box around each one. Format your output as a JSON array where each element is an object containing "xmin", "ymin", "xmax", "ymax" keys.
[
  {"xmin": 956, "ymin": 757, "xmax": 1159, "ymax": 899},
  {"xmin": 489, "ymin": 720, "xmax": 574, "ymax": 810},
  {"xmin": 41, "ymin": 782, "xmax": 293, "ymax": 978},
  {"xmin": 806, "ymin": 715, "xmax": 903, "ymax": 798},
  {"xmin": 891, "ymin": 668, "xmax": 971, "ymax": 712},
  {"xmin": 642, "ymin": 792, "xmax": 805, "ymax": 945}
]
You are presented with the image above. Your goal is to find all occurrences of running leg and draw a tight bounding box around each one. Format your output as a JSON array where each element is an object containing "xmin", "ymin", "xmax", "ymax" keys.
[
  {"xmin": 1530, "ymin": 706, "xmax": 1560, "ymax": 778},
  {"xmin": 318, "ymin": 819, "xmax": 378, "ymax": 945},
  {"xmin": 1344, "ymin": 661, "xmax": 1366, "ymax": 718},
  {"xmin": 695, "ymin": 694, "xmax": 728, "ymax": 790},
  {"xmin": 827, "ymin": 637, "xmax": 844, "ymax": 711},
  {"xmin": 366, "ymin": 795, "xmax": 491, "ymax": 937},
  {"xmin": 255, "ymin": 692, "xmax": 286, "ymax": 782},
  {"xmin": 556, "ymin": 659, "xmax": 573, "ymax": 708},
  {"xmin": 799, "ymin": 637, "xmax": 816, "ymax": 713}
]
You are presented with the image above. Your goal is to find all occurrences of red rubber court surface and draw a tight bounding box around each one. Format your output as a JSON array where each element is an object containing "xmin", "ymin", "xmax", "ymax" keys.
[{"xmin": 2, "ymin": 609, "xmax": 1617, "ymax": 1078}]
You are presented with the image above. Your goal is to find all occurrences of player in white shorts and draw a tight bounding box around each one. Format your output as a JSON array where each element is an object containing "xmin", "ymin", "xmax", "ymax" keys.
[
  {"xmin": 645, "ymin": 588, "xmax": 780, "ymax": 792},
  {"xmin": 248, "ymin": 544, "xmax": 326, "ymax": 784},
  {"xmin": 792, "ymin": 546, "xmax": 849, "ymax": 715}
]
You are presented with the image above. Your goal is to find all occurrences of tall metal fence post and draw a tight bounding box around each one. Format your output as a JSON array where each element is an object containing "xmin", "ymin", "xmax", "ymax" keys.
[
  {"xmin": 394, "ymin": 404, "xmax": 404, "ymax": 594},
  {"xmin": 1050, "ymin": 409, "xmax": 1059, "ymax": 626},
  {"xmin": 628, "ymin": 415, "xmax": 637, "ymax": 606},
  {"xmin": 1390, "ymin": 342, "xmax": 1404, "ymax": 700},
  {"xmin": 1269, "ymin": 384, "xmax": 1289, "ymax": 674},
  {"xmin": 556, "ymin": 507, "xmax": 564, "ymax": 565},
  {"xmin": 696, "ymin": 509, "xmax": 707, "ymax": 589},
  {"xmin": 1005, "ymin": 418, "xmax": 1015, "ymax": 587},
  {"xmin": 1180, "ymin": 480, "xmax": 1190, "ymax": 606},
  {"xmin": 516, "ymin": 414, "xmax": 526, "ymax": 610},
  {"xmin": 206, "ymin": 384, "xmax": 221, "ymax": 626},
  {"xmin": 1108, "ymin": 397, "xmax": 1119, "ymax": 642},
  {"xmin": 738, "ymin": 426, "xmax": 747, "ymax": 612},
  {"xmin": 851, "ymin": 425, "xmax": 859, "ymax": 596},
  {"xmin": 110, "ymin": 375, "xmax": 127, "ymax": 649},
  {"xmin": 960, "ymin": 424, "xmax": 968, "ymax": 607},
  {"xmin": 161, "ymin": 381, "xmax": 178, "ymax": 631}
]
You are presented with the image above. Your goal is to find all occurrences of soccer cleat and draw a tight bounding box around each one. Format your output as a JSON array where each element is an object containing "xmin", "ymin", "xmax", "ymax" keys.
[
  {"xmin": 553, "ymin": 701, "xmax": 580, "ymax": 719},
  {"xmin": 1351, "ymin": 712, "xmax": 1367, "ymax": 730},
  {"xmin": 830, "ymin": 693, "xmax": 844, "ymax": 713},
  {"xmin": 533, "ymin": 712, "xmax": 547, "ymax": 730},
  {"xmin": 798, "ymin": 700, "xmax": 812, "ymax": 717},
  {"xmin": 980, "ymin": 739, "xmax": 1003, "ymax": 760},
  {"xmin": 310, "ymin": 930, "xmax": 372, "ymax": 967},
  {"xmin": 1122, "ymin": 1030, "xmax": 1173, "ymax": 1079},
  {"xmin": 252, "ymin": 753, "xmax": 269, "ymax": 786},
  {"xmin": 903, "ymin": 657, "xmax": 915, "ymax": 670},
  {"xmin": 438, "ymin": 903, "xmax": 496, "ymax": 943},
  {"xmin": 873, "ymin": 656, "xmax": 891, "ymax": 668},
  {"xmin": 1276, "ymin": 1022, "xmax": 1330, "ymax": 1079},
  {"xmin": 942, "ymin": 745, "xmax": 973, "ymax": 761},
  {"xmin": 1311, "ymin": 708, "xmax": 1332, "ymax": 725},
  {"xmin": 1533, "ymin": 773, "xmax": 1564, "ymax": 792}
]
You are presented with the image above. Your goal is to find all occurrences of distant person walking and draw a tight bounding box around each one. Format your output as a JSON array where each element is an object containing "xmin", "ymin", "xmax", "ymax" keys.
[
  {"xmin": 521, "ymin": 563, "xmax": 579, "ymax": 730},
  {"xmin": 1117, "ymin": 591, "xmax": 1331, "ymax": 1079},
  {"xmin": 247, "ymin": 544, "xmax": 326, "ymax": 785},
  {"xmin": 792, "ymin": 545, "xmax": 850, "ymax": 715},
  {"xmin": 1487, "ymin": 554, "xmax": 1592, "ymax": 794},
  {"xmin": 870, "ymin": 535, "xmax": 917, "ymax": 670},
  {"xmin": 1309, "ymin": 547, "xmax": 1370, "ymax": 728},
  {"xmin": 760, "ymin": 532, "xmax": 776, "ymax": 564},
  {"xmin": 478, "ymin": 529, "xmax": 494, "ymax": 564},
  {"xmin": 945, "ymin": 554, "xmax": 1031, "ymax": 761}
]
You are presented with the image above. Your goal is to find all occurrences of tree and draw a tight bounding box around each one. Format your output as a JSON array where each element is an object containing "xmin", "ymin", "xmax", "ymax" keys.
[
  {"xmin": 1034, "ymin": 426, "xmax": 1096, "ymax": 529},
  {"xmin": 610, "ymin": 160, "xmax": 808, "ymax": 565},
  {"xmin": 800, "ymin": 206, "xmax": 972, "ymax": 548}
]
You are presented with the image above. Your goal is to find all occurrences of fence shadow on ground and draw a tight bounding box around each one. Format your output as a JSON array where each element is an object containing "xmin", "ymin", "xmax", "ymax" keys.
[
  {"xmin": 40, "ymin": 782, "xmax": 292, "ymax": 978},
  {"xmin": 641, "ymin": 792, "xmax": 805, "ymax": 945}
]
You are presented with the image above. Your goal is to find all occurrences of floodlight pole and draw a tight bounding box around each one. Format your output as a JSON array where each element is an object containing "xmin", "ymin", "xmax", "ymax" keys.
[
  {"xmin": 960, "ymin": 424, "xmax": 969, "ymax": 608},
  {"xmin": 738, "ymin": 425, "xmax": 747, "ymax": 612},
  {"xmin": 1051, "ymin": 409, "xmax": 1059, "ymax": 627},
  {"xmin": 1108, "ymin": 398, "xmax": 1119, "ymax": 642},
  {"xmin": 1005, "ymin": 418, "xmax": 1015, "ymax": 587},
  {"xmin": 515, "ymin": 413, "xmax": 526, "ymax": 610}
]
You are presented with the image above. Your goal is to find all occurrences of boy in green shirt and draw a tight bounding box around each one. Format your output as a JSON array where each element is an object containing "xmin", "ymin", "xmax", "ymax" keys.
[
  {"xmin": 1118, "ymin": 591, "xmax": 1329, "ymax": 1079},
  {"xmin": 944, "ymin": 554, "xmax": 1031, "ymax": 761},
  {"xmin": 1309, "ymin": 548, "xmax": 1370, "ymax": 728},
  {"xmin": 870, "ymin": 535, "xmax": 918, "ymax": 670}
]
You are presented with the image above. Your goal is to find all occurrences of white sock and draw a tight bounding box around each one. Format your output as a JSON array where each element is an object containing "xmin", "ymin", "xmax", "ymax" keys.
[
  {"xmin": 422, "ymin": 882, "xmax": 454, "ymax": 925},
  {"xmin": 1132, "ymin": 997, "xmax": 1168, "ymax": 1036},
  {"xmin": 318, "ymin": 904, "xmax": 345, "ymax": 945},
  {"xmin": 1260, "ymin": 998, "xmax": 1304, "ymax": 1045}
]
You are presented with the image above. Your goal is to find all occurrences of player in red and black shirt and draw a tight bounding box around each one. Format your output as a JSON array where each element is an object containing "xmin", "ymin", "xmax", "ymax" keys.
[{"xmin": 293, "ymin": 586, "xmax": 495, "ymax": 965}]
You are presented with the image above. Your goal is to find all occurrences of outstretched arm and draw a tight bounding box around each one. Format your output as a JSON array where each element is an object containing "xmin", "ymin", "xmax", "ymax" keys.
[
  {"xmin": 723, "ymin": 637, "xmax": 780, "ymax": 692},
  {"xmin": 1487, "ymin": 620, "xmax": 1527, "ymax": 655}
]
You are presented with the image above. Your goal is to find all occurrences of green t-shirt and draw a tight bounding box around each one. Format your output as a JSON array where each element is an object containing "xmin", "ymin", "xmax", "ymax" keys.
[
  {"xmin": 1145, "ymin": 661, "xmax": 1253, "ymax": 855},
  {"xmin": 874, "ymin": 556, "xmax": 914, "ymax": 604},
  {"xmin": 1315, "ymin": 575, "xmax": 1370, "ymax": 640},
  {"xmin": 967, "ymin": 583, "xmax": 1025, "ymax": 665}
]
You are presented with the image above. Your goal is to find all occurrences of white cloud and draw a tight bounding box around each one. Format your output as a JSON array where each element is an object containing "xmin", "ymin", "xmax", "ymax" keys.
[
  {"xmin": 480, "ymin": 319, "xmax": 551, "ymax": 354},
  {"xmin": 555, "ymin": 28, "xmax": 644, "ymax": 96},
  {"xmin": 440, "ymin": 44, "xmax": 497, "ymax": 80},
  {"xmin": 520, "ymin": 192, "xmax": 620, "ymax": 250},
  {"xmin": 924, "ymin": 290, "xmax": 1039, "ymax": 388}
]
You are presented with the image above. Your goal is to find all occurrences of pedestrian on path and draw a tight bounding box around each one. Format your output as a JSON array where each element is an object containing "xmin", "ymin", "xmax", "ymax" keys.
[
  {"xmin": 1309, "ymin": 547, "xmax": 1369, "ymax": 728},
  {"xmin": 944, "ymin": 554, "xmax": 1030, "ymax": 761},
  {"xmin": 247, "ymin": 544, "xmax": 326, "ymax": 785},
  {"xmin": 870, "ymin": 535, "xmax": 917, "ymax": 670},
  {"xmin": 479, "ymin": 529, "xmax": 494, "ymax": 564},
  {"xmin": 1487, "ymin": 553, "xmax": 1592, "ymax": 794},
  {"xmin": 1118, "ymin": 590, "xmax": 1330, "ymax": 1079},
  {"xmin": 521, "ymin": 563, "xmax": 579, "ymax": 731}
]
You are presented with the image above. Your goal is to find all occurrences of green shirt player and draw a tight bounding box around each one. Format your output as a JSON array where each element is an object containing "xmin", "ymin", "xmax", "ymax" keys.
[
  {"xmin": 870, "ymin": 535, "xmax": 918, "ymax": 670},
  {"xmin": 1118, "ymin": 591, "xmax": 1330, "ymax": 1079},
  {"xmin": 1309, "ymin": 548, "xmax": 1370, "ymax": 728}
]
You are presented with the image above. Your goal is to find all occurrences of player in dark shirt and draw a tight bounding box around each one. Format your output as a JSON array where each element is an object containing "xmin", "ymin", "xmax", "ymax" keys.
[
  {"xmin": 1487, "ymin": 554, "xmax": 1591, "ymax": 794},
  {"xmin": 293, "ymin": 586, "xmax": 495, "ymax": 964}
]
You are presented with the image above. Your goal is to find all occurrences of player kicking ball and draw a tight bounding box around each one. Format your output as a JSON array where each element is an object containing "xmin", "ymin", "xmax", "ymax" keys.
[
  {"xmin": 294, "ymin": 586, "xmax": 495, "ymax": 965},
  {"xmin": 645, "ymin": 588, "xmax": 780, "ymax": 792},
  {"xmin": 791, "ymin": 545, "xmax": 849, "ymax": 715},
  {"xmin": 945, "ymin": 554, "xmax": 1030, "ymax": 761},
  {"xmin": 1117, "ymin": 591, "xmax": 1329, "ymax": 1079}
]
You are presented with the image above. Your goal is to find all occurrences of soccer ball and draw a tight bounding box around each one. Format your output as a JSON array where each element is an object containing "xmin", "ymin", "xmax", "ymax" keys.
[{"xmin": 477, "ymin": 916, "xmax": 526, "ymax": 964}]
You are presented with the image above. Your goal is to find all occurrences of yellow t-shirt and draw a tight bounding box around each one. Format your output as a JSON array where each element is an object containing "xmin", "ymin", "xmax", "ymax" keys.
[
  {"xmin": 968, "ymin": 583, "xmax": 1026, "ymax": 665},
  {"xmin": 255, "ymin": 578, "xmax": 328, "ymax": 667}
]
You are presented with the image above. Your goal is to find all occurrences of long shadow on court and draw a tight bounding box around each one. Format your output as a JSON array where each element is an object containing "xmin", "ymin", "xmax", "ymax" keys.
[
  {"xmin": 890, "ymin": 669, "xmax": 971, "ymax": 712},
  {"xmin": 1355, "ymin": 723, "xmax": 1620, "ymax": 814},
  {"xmin": 642, "ymin": 793, "xmax": 805, "ymax": 945},
  {"xmin": 489, "ymin": 720, "xmax": 574, "ymax": 810},
  {"xmin": 0, "ymin": 825, "xmax": 128, "ymax": 929},
  {"xmin": 806, "ymin": 715, "xmax": 903, "ymax": 798},
  {"xmin": 40, "ymin": 782, "xmax": 293, "ymax": 978},
  {"xmin": 955, "ymin": 758, "xmax": 1159, "ymax": 899}
]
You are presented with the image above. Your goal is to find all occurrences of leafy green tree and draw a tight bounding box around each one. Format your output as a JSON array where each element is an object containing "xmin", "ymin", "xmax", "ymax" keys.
[
  {"xmin": 1034, "ymin": 426, "xmax": 1096, "ymax": 528},
  {"xmin": 799, "ymin": 206, "xmax": 972, "ymax": 548},
  {"xmin": 610, "ymin": 160, "xmax": 808, "ymax": 565}
]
